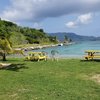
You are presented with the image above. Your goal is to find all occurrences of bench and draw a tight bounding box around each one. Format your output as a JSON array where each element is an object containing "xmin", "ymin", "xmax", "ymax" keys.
[{"xmin": 85, "ymin": 55, "xmax": 100, "ymax": 60}]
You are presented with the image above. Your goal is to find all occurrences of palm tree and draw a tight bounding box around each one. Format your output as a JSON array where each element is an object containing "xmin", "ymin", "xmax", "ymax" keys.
[{"xmin": 0, "ymin": 37, "xmax": 12, "ymax": 61}]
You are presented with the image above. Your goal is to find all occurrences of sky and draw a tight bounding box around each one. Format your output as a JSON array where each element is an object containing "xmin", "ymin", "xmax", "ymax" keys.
[{"xmin": 0, "ymin": 0, "xmax": 100, "ymax": 36}]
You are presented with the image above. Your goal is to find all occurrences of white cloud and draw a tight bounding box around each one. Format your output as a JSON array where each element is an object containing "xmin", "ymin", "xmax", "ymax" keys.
[
  {"xmin": 78, "ymin": 13, "xmax": 92, "ymax": 24},
  {"xmin": 66, "ymin": 13, "xmax": 93, "ymax": 28},
  {"xmin": 66, "ymin": 21, "xmax": 77, "ymax": 28},
  {"xmin": 0, "ymin": 0, "xmax": 100, "ymax": 22}
]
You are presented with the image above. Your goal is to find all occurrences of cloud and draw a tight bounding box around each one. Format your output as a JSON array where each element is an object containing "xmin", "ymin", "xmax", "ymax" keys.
[
  {"xmin": 66, "ymin": 21, "xmax": 77, "ymax": 28},
  {"xmin": 78, "ymin": 13, "xmax": 92, "ymax": 24},
  {"xmin": 0, "ymin": 0, "xmax": 100, "ymax": 22},
  {"xmin": 66, "ymin": 13, "xmax": 93, "ymax": 28}
]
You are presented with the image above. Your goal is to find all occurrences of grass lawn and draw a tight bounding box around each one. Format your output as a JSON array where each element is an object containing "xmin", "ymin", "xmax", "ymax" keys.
[{"xmin": 0, "ymin": 58, "xmax": 100, "ymax": 100}]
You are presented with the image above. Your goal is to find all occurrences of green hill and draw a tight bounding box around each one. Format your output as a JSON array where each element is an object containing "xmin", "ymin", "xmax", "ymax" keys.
[{"xmin": 0, "ymin": 19, "xmax": 58, "ymax": 47}]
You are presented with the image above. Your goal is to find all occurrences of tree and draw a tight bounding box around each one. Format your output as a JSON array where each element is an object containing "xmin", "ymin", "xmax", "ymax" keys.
[
  {"xmin": 64, "ymin": 35, "xmax": 68, "ymax": 42},
  {"xmin": 0, "ymin": 37, "xmax": 12, "ymax": 61},
  {"xmin": 64, "ymin": 35, "xmax": 72, "ymax": 43},
  {"xmin": 69, "ymin": 38, "xmax": 72, "ymax": 42},
  {"xmin": 48, "ymin": 36, "xmax": 58, "ymax": 43},
  {"xmin": 38, "ymin": 29, "xmax": 44, "ymax": 32}
]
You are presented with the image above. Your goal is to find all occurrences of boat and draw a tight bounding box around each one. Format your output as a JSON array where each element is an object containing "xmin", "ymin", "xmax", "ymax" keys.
[{"xmin": 58, "ymin": 43, "xmax": 63, "ymax": 46}]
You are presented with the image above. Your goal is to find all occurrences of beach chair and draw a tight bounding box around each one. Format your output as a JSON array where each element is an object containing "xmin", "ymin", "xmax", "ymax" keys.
[{"xmin": 85, "ymin": 50, "xmax": 100, "ymax": 60}]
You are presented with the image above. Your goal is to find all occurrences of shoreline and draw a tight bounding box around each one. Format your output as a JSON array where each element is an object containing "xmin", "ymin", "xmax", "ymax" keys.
[
  {"xmin": 22, "ymin": 42, "xmax": 74, "ymax": 51},
  {"xmin": 10, "ymin": 42, "xmax": 79, "ymax": 59},
  {"xmin": 24, "ymin": 44, "xmax": 58, "ymax": 51}
]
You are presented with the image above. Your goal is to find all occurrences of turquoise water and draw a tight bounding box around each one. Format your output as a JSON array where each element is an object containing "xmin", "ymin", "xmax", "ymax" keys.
[{"xmin": 33, "ymin": 41, "xmax": 100, "ymax": 58}]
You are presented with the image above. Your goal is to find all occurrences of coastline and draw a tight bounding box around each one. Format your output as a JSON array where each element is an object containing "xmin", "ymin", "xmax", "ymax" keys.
[
  {"xmin": 23, "ymin": 44, "xmax": 58, "ymax": 51},
  {"xmin": 22, "ymin": 42, "xmax": 74, "ymax": 51},
  {"xmin": 10, "ymin": 42, "xmax": 78, "ymax": 59}
]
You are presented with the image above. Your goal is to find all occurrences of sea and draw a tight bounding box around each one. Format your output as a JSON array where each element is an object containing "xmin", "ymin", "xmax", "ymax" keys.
[{"xmin": 32, "ymin": 41, "xmax": 100, "ymax": 58}]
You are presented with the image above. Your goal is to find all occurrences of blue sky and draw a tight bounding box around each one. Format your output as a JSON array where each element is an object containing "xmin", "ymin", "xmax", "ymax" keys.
[{"xmin": 0, "ymin": 0, "xmax": 100, "ymax": 36}]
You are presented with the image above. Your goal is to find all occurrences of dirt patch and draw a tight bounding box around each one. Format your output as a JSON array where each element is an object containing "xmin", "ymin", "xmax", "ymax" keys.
[{"xmin": 91, "ymin": 74, "xmax": 100, "ymax": 84}]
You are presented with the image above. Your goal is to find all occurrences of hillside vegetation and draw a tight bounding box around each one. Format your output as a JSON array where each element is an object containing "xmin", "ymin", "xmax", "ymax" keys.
[{"xmin": 0, "ymin": 19, "xmax": 58, "ymax": 47}]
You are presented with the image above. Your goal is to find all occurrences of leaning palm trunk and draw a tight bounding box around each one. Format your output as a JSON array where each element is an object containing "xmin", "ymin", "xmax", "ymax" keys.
[
  {"xmin": 0, "ymin": 37, "xmax": 13, "ymax": 61},
  {"xmin": 2, "ymin": 52, "xmax": 6, "ymax": 61},
  {"xmin": 0, "ymin": 51, "xmax": 7, "ymax": 61}
]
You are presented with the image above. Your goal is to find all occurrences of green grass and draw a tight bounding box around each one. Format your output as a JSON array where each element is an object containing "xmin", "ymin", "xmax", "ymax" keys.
[{"xmin": 0, "ymin": 58, "xmax": 100, "ymax": 100}]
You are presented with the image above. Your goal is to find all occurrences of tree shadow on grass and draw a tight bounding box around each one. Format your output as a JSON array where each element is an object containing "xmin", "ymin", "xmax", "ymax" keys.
[
  {"xmin": 0, "ymin": 63, "xmax": 28, "ymax": 72},
  {"xmin": 80, "ymin": 59, "xmax": 100, "ymax": 62}
]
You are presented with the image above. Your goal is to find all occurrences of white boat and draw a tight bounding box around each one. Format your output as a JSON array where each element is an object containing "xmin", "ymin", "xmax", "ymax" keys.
[{"xmin": 58, "ymin": 43, "xmax": 63, "ymax": 46}]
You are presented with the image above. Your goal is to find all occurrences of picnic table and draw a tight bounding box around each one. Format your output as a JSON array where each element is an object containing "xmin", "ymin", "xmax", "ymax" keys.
[{"xmin": 85, "ymin": 50, "xmax": 100, "ymax": 60}]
